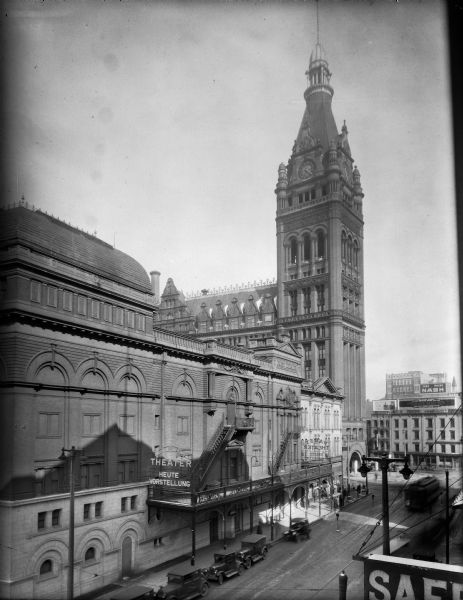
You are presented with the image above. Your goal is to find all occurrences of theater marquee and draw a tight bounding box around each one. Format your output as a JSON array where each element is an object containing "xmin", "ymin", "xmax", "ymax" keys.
[{"xmin": 364, "ymin": 554, "xmax": 463, "ymax": 600}]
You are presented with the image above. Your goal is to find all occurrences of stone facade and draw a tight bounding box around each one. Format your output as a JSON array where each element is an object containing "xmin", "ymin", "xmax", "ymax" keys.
[{"xmin": 0, "ymin": 204, "xmax": 342, "ymax": 599}]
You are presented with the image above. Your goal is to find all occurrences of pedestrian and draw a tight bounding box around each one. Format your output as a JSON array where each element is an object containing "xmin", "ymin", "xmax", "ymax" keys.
[{"xmin": 371, "ymin": 493, "xmax": 375, "ymax": 504}]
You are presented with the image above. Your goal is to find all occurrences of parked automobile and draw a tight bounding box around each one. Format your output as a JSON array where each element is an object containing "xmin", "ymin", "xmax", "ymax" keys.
[
  {"xmin": 154, "ymin": 565, "xmax": 209, "ymax": 599},
  {"xmin": 283, "ymin": 518, "xmax": 310, "ymax": 542},
  {"xmin": 237, "ymin": 534, "xmax": 269, "ymax": 568},
  {"xmin": 206, "ymin": 551, "xmax": 244, "ymax": 584},
  {"xmin": 109, "ymin": 584, "xmax": 155, "ymax": 599}
]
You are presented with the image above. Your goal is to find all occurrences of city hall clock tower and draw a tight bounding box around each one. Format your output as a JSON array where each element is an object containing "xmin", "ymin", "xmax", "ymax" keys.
[{"xmin": 275, "ymin": 42, "xmax": 366, "ymax": 437}]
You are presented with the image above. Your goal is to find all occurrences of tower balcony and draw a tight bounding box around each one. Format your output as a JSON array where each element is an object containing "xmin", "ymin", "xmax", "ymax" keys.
[{"xmin": 234, "ymin": 416, "xmax": 255, "ymax": 431}]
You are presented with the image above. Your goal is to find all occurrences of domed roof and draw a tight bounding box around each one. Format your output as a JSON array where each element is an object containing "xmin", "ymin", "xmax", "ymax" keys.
[{"xmin": 1, "ymin": 206, "xmax": 152, "ymax": 293}]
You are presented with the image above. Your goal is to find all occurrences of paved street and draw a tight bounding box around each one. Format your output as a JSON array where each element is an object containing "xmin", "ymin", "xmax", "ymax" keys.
[{"xmin": 94, "ymin": 474, "xmax": 463, "ymax": 600}]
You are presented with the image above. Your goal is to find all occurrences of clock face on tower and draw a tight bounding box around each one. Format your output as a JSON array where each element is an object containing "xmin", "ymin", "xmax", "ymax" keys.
[{"xmin": 298, "ymin": 160, "xmax": 314, "ymax": 180}]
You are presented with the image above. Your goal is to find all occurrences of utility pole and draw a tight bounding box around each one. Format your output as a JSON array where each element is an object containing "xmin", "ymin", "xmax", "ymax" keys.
[{"xmin": 359, "ymin": 453, "xmax": 412, "ymax": 555}]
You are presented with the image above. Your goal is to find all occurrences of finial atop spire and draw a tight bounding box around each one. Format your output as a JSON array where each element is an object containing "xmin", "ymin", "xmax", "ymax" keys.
[{"xmin": 316, "ymin": 0, "xmax": 320, "ymax": 45}]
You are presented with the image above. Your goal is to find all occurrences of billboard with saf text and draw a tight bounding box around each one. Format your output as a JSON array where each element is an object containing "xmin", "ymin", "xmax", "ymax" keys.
[{"xmin": 364, "ymin": 554, "xmax": 463, "ymax": 600}]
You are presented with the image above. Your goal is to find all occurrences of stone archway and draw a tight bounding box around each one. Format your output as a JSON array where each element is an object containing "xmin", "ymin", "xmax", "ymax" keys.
[{"xmin": 350, "ymin": 451, "xmax": 362, "ymax": 474}]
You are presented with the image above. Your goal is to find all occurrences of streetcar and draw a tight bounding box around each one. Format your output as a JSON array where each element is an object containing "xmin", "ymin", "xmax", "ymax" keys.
[{"xmin": 404, "ymin": 475, "xmax": 441, "ymax": 510}]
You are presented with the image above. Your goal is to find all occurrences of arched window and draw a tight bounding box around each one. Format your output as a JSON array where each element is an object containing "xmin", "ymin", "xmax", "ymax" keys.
[
  {"xmin": 40, "ymin": 560, "xmax": 52, "ymax": 576},
  {"xmin": 341, "ymin": 231, "xmax": 347, "ymax": 261},
  {"xmin": 316, "ymin": 230, "xmax": 325, "ymax": 259},
  {"xmin": 85, "ymin": 547, "xmax": 96, "ymax": 562},
  {"xmin": 303, "ymin": 234, "xmax": 311, "ymax": 262},
  {"xmin": 347, "ymin": 236, "xmax": 353, "ymax": 264},
  {"xmin": 290, "ymin": 238, "xmax": 297, "ymax": 264}
]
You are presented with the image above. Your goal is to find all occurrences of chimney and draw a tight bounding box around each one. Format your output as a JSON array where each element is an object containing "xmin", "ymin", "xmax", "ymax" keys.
[{"xmin": 150, "ymin": 271, "xmax": 161, "ymax": 304}]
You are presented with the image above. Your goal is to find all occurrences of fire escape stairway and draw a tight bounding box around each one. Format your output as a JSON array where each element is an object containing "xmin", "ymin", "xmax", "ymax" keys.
[
  {"xmin": 192, "ymin": 423, "xmax": 236, "ymax": 488},
  {"xmin": 273, "ymin": 431, "xmax": 292, "ymax": 473}
]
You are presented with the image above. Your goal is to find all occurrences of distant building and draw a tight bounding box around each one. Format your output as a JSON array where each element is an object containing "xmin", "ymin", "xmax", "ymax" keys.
[
  {"xmin": 0, "ymin": 204, "xmax": 342, "ymax": 599},
  {"xmin": 156, "ymin": 40, "xmax": 367, "ymax": 466},
  {"xmin": 367, "ymin": 371, "xmax": 461, "ymax": 470}
]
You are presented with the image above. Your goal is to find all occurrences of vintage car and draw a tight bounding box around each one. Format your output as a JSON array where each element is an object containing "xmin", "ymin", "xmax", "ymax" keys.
[
  {"xmin": 154, "ymin": 565, "xmax": 209, "ymax": 599},
  {"xmin": 109, "ymin": 584, "xmax": 155, "ymax": 599},
  {"xmin": 237, "ymin": 534, "xmax": 269, "ymax": 568},
  {"xmin": 283, "ymin": 517, "xmax": 310, "ymax": 542},
  {"xmin": 206, "ymin": 551, "xmax": 243, "ymax": 584}
]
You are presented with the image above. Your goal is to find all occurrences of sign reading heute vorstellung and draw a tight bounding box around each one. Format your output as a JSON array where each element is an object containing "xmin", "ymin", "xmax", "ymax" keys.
[{"xmin": 149, "ymin": 456, "xmax": 192, "ymax": 488}]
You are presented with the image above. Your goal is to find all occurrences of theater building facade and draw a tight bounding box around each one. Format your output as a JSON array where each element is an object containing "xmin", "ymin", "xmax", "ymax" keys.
[{"xmin": 0, "ymin": 204, "xmax": 342, "ymax": 599}]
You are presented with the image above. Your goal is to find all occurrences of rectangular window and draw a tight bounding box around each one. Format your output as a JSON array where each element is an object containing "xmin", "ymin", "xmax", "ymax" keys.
[
  {"xmin": 413, "ymin": 418, "xmax": 419, "ymax": 428},
  {"xmin": 115, "ymin": 307, "xmax": 124, "ymax": 325},
  {"xmin": 450, "ymin": 418, "xmax": 455, "ymax": 428},
  {"xmin": 91, "ymin": 300, "xmax": 100, "ymax": 319},
  {"xmin": 51, "ymin": 509, "xmax": 61, "ymax": 527},
  {"xmin": 80, "ymin": 463, "xmax": 102, "ymax": 489},
  {"xmin": 177, "ymin": 416, "xmax": 189, "ymax": 435},
  {"xmin": 38, "ymin": 413, "xmax": 60, "ymax": 437},
  {"xmin": 451, "ymin": 445, "xmax": 455, "ymax": 453},
  {"xmin": 136, "ymin": 314, "xmax": 145, "ymax": 331},
  {"xmin": 427, "ymin": 430, "xmax": 433, "ymax": 439},
  {"xmin": 402, "ymin": 419, "xmax": 407, "ymax": 428},
  {"xmin": 414, "ymin": 444, "xmax": 419, "ymax": 452},
  {"xmin": 395, "ymin": 443, "xmax": 399, "ymax": 452},
  {"xmin": 46, "ymin": 285, "xmax": 57, "ymax": 307},
  {"xmin": 103, "ymin": 303, "xmax": 112, "ymax": 322},
  {"xmin": 130, "ymin": 495, "xmax": 137, "ymax": 510},
  {"xmin": 394, "ymin": 419, "xmax": 399, "ymax": 428},
  {"xmin": 427, "ymin": 418, "xmax": 433, "ymax": 428},
  {"xmin": 394, "ymin": 431, "xmax": 399, "ymax": 439},
  {"xmin": 78, "ymin": 295, "xmax": 87, "ymax": 315},
  {"xmin": 118, "ymin": 461, "xmax": 136, "ymax": 484},
  {"xmin": 154, "ymin": 414, "xmax": 160, "ymax": 429},
  {"xmin": 440, "ymin": 430, "xmax": 445, "ymax": 440},
  {"xmin": 83, "ymin": 504, "xmax": 91, "ymax": 520},
  {"xmin": 413, "ymin": 430, "xmax": 419, "ymax": 439},
  {"xmin": 95, "ymin": 502, "xmax": 103, "ymax": 517},
  {"xmin": 440, "ymin": 445, "xmax": 445, "ymax": 454},
  {"xmin": 119, "ymin": 415, "xmax": 135, "ymax": 435},
  {"xmin": 83, "ymin": 414, "xmax": 102, "ymax": 436},
  {"xmin": 38, "ymin": 512, "xmax": 46, "ymax": 530},
  {"xmin": 440, "ymin": 418, "xmax": 445, "ymax": 428},
  {"xmin": 127, "ymin": 311, "xmax": 135, "ymax": 328},
  {"xmin": 31, "ymin": 280, "xmax": 41, "ymax": 303},
  {"xmin": 121, "ymin": 497, "xmax": 127, "ymax": 512},
  {"xmin": 63, "ymin": 290, "xmax": 73, "ymax": 311},
  {"xmin": 450, "ymin": 430, "xmax": 455, "ymax": 440}
]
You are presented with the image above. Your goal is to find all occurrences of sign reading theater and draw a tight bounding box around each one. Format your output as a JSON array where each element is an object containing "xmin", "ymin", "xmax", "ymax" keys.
[
  {"xmin": 364, "ymin": 554, "xmax": 463, "ymax": 600},
  {"xmin": 149, "ymin": 456, "xmax": 192, "ymax": 489}
]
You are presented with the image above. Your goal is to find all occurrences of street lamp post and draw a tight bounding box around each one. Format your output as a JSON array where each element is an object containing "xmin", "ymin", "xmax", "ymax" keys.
[
  {"xmin": 249, "ymin": 456, "xmax": 259, "ymax": 533},
  {"xmin": 59, "ymin": 446, "xmax": 77, "ymax": 600},
  {"xmin": 359, "ymin": 453, "xmax": 412, "ymax": 555}
]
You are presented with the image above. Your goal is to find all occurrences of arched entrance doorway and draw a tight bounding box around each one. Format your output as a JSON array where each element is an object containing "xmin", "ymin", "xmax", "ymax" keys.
[{"xmin": 121, "ymin": 536, "xmax": 132, "ymax": 577}]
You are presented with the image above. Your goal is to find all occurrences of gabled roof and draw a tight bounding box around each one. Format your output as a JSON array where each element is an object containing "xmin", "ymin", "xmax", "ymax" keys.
[{"xmin": 312, "ymin": 376, "xmax": 343, "ymax": 397}]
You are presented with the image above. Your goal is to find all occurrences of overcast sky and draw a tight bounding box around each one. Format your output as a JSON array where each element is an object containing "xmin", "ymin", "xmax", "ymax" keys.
[{"xmin": 2, "ymin": 0, "xmax": 459, "ymax": 400}]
